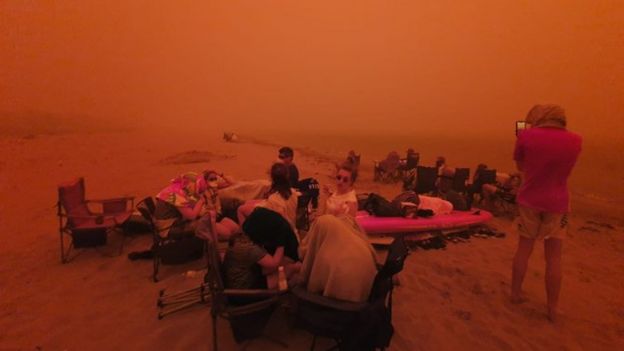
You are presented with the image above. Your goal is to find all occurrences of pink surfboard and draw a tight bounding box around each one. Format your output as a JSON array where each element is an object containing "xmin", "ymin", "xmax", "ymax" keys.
[{"xmin": 356, "ymin": 210, "xmax": 493, "ymax": 235}]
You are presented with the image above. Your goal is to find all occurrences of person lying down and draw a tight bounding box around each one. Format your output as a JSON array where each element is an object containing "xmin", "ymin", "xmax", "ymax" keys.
[{"xmin": 363, "ymin": 191, "xmax": 454, "ymax": 218}]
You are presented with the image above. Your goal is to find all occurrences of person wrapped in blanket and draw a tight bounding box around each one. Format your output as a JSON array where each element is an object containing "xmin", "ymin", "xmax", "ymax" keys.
[
  {"xmin": 223, "ymin": 207, "xmax": 301, "ymax": 291},
  {"xmin": 128, "ymin": 172, "xmax": 210, "ymax": 261},
  {"xmin": 299, "ymin": 214, "xmax": 377, "ymax": 302},
  {"xmin": 153, "ymin": 172, "xmax": 207, "ymax": 239},
  {"xmin": 197, "ymin": 170, "xmax": 241, "ymax": 241}
]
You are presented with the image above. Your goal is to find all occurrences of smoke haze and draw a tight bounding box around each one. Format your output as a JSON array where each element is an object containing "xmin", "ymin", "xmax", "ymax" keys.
[{"xmin": 1, "ymin": 0, "xmax": 622, "ymax": 137}]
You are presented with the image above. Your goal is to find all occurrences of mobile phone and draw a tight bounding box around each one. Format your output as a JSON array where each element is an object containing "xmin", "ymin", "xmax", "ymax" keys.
[{"xmin": 515, "ymin": 121, "xmax": 529, "ymax": 136}]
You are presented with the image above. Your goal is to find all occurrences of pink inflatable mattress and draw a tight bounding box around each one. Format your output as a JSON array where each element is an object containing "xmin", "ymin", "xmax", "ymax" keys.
[{"xmin": 356, "ymin": 210, "xmax": 493, "ymax": 235}]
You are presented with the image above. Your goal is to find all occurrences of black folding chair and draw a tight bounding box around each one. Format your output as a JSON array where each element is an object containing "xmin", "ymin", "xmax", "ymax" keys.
[
  {"xmin": 293, "ymin": 237, "xmax": 409, "ymax": 351},
  {"xmin": 416, "ymin": 166, "xmax": 438, "ymax": 194}
]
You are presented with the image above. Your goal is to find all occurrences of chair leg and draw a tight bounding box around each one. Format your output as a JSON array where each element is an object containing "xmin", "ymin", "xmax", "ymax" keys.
[
  {"xmin": 117, "ymin": 228, "xmax": 125, "ymax": 256},
  {"xmin": 153, "ymin": 254, "xmax": 159, "ymax": 282},
  {"xmin": 60, "ymin": 231, "xmax": 66, "ymax": 263},
  {"xmin": 212, "ymin": 314, "xmax": 218, "ymax": 351},
  {"xmin": 60, "ymin": 234, "xmax": 74, "ymax": 264}
]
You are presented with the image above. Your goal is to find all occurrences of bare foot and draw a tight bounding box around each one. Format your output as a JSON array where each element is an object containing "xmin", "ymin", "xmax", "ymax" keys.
[
  {"xmin": 510, "ymin": 294, "xmax": 527, "ymax": 304},
  {"xmin": 548, "ymin": 306, "xmax": 558, "ymax": 323}
]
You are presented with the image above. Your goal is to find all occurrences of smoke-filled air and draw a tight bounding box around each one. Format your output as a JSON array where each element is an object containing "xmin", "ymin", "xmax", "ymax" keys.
[{"xmin": 1, "ymin": 1, "xmax": 623, "ymax": 350}]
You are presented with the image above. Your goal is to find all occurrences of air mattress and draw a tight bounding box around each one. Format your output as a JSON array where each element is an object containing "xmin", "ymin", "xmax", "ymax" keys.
[{"xmin": 356, "ymin": 210, "xmax": 493, "ymax": 235}]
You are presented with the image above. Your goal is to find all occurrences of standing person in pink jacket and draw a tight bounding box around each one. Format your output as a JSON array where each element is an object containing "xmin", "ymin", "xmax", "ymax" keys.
[{"xmin": 511, "ymin": 104, "xmax": 582, "ymax": 322}]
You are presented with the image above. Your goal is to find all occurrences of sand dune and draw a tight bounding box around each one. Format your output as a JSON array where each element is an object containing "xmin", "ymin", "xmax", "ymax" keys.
[{"xmin": 0, "ymin": 125, "xmax": 623, "ymax": 350}]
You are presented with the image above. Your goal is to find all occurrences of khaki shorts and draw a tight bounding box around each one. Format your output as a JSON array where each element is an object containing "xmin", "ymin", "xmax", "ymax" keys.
[{"xmin": 515, "ymin": 206, "xmax": 569, "ymax": 240}]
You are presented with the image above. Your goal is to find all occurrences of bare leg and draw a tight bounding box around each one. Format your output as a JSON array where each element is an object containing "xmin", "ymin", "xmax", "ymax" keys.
[
  {"xmin": 220, "ymin": 217, "xmax": 241, "ymax": 234},
  {"xmin": 511, "ymin": 236, "xmax": 536, "ymax": 303},
  {"xmin": 544, "ymin": 238, "xmax": 563, "ymax": 322},
  {"xmin": 215, "ymin": 222, "xmax": 233, "ymax": 241},
  {"xmin": 236, "ymin": 203, "xmax": 255, "ymax": 226}
]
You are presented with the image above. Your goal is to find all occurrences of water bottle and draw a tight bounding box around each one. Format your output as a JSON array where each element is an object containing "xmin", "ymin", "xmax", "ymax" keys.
[{"xmin": 277, "ymin": 266, "xmax": 288, "ymax": 291}]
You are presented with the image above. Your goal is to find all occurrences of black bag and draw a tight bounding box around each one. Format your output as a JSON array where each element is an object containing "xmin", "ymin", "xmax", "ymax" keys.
[
  {"xmin": 296, "ymin": 178, "xmax": 320, "ymax": 209},
  {"xmin": 157, "ymin": 235, "xmax": 205, "ymax": 265},
  {"xmin": 363, "ymin": 193, "xmax": 402, "ymax": 217},
  {"xmin": 72, "ymin": 228, "xmax": 107, "ymax": 248}
]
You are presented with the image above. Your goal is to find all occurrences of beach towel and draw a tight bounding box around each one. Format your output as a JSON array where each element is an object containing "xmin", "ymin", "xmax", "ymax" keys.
[{"xmin": 300, "ymin": 215, "xmax": 378, "ymax": 303}]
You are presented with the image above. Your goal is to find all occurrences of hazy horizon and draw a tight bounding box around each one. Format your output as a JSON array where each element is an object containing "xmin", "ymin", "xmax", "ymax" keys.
[{"xmin": 1, "ymin": 0, "xmax": 622, "ymax": 139}]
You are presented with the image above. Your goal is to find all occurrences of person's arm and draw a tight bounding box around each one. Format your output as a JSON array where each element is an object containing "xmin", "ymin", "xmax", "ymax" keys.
[
  {"xmin": 346, "ymin": 201, "xmax": 358, "ymax": 217},
  {"xmin": 177, "ymin": 197, "xmax": 205, "ymax": 220},
  {"xmin": 292, "ymin": 165, "xmax": 300, "ymax": 184},
  {"xmin": 257, "ymin": 246, "xmax": 284, "ymax": 273},
  {"xmin": 217, "ymin": 173, "xmax": 235, "ymax": 188},
  {"xmin": 513, "ymin": 135, "xmax": 525, "ymax": 172}
]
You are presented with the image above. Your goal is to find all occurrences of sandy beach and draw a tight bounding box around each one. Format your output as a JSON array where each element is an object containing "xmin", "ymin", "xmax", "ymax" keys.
[{"xmin": 1, "ymin": 121, "xmax": 623, "ymax": 351}]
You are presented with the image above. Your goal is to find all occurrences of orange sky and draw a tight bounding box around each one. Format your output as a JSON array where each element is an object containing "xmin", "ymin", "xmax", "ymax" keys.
[{"xmin": 1, "ymin": 0, "xmax": 622, "ymax": 137}]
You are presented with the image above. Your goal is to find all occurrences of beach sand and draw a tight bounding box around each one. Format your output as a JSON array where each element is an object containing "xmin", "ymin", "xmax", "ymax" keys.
[{"xmin": 1, "ymin": 123, "xmax": 623, "ymax": 350}]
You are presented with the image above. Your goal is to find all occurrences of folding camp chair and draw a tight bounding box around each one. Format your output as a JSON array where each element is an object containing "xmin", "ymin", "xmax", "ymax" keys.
[
  {"xmin": 452, "ymin": 168, "xmax": 470, "ymax": 193},
  {"xmin": 205, "ymin": 239, "xmax": 287, "ymax": 350},
  {"xmin": 374, "ymin": 152, "xmax": 402, "ymax": 183},
  {"xmin": 57, "ymin": 178, "xmax": 134, "ymax": 263},
  {"xmin": 293, "ymin": 236, "xmax": 409, "ymax": 351},
  {"xmin": 136, "ymin": 197, "xmax": 207, "ymax": 282},
  {"xmin": 415, "ymin": 166, "xmax": 438, "ymax": 195}
]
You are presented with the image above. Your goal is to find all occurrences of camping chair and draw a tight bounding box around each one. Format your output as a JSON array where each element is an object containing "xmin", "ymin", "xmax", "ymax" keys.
[
  {"xmin": 480, "ymin": 169, "xmax": 497, "ymax": 185},
  {"xmin": 205, "ymin": 239, "xmax": 287, "ymax": 350},
  {"xmin": 488, "ymin": 173, "xmax": 520, "ymax": 217},
  {"xmin": 293, "ymin": 236, "xmax": 409, "ymax": 351},
  {"xmin": 374, "ymin": 152, "xmax": 402, "ymax": 183},
  {"xmin": 415, "ymin": 166, "xmax": 438, "ymax": 194},
  {"xmin": 492, "ymin": 189, "xmax": 518, "ymax": 217},
  {"xmin": 136, "ymin": 197, "xmax": 207, "ymax": 282},
  {"xmin": 57, "ymin": 177, "xmax": 134, "ymax": 263},
  {"xmin": 452, "ymin": 168, "xmax": 470, "ymax": 193}
]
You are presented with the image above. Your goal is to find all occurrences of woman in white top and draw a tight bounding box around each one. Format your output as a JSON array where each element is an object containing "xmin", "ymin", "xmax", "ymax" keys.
[
  {"xmin": 324, "ymin": 162, "xmax": 358, "ymax": 218},
  {"xmin": 238, "ymin": 163, "xmax": 299, "ymax": 231}
]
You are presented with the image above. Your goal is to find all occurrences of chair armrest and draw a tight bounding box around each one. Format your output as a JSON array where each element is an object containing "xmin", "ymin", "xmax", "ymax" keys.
[
  {"xmin": 88, "ymin": 197, "xmax": 135, "ymax": 215},
  {"xmin": 60, "ymin": 213, "xmax": 102, "ymax": 219},
  {"xmin": 223, "ymin": 296, "xmax": 281, "ymax": 317},
  {"xmin": 291, "ymin": 286, "xmax": 367, "ymax": 312},
  {"xmin": 223, "ymin": 289, "xmax": 284, "ymax": 297},
  {"xmin": 87, "ymin": 197, "xmax": 135, "ymax": 203}
]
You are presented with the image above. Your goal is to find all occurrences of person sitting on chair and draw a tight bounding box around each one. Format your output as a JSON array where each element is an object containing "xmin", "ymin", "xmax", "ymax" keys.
[
  {"xmin": 481, "ymin": 172, "xmax": 522, "ymax": 209},
  {"xmin": 323, "ymin": 162, "xmax": 358, "ymax": 218},
  {"xmin": 466, "ymin": 163, "xmax": 489, "ymax": 209},
  {"xmin": 225, "ymin": 206, "xmax": 302, "ymax": 290},
  {"xmin": 436, "ymin": 168, "xmax": 469, "ymax": 211},
  {"xmin": 278, "ymin": 146, "xmax": 299, "ymax": 188},
  {"xmin": 299, "ymin": 214, "xmax": 377, "ymax": 303},
  {"xmin": 346, "ymin": 150, "xmax": 361, "ymax": 169},
  {"xmin": 375, "ymin": 151, "xmax": 401, "ymax": 182},
  {"xmin": 237, "ymin": 163, "xmax": 300, "ymax": 232},
  {"xmin": 197, "ymin": 170, "xmax": 241, "ymax": 241},
  {"xmin": 154, "ymin": 172, "xmax": 207, "ymax": 238},
  {"xmin": 404, "ymin": 148, "xmax": 419, "ymax": 170},
  {"xmin": 435, "ymin": 156, "xmax": 446, "ymax": 174},
  {"xmin": 128, "ymin": 172, "xmax": 207, "ymax": 261}
]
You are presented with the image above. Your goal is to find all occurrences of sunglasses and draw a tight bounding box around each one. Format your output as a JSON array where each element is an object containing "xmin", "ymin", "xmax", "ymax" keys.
[
  {"xmin": 336, "ymin": 175, "xmax": 351, "ymax": 183},
  {"xmin": 278, "ymin": 154, "xmax": 290, "ymax": 159},
  {"xmin": 207, "ymin": 177, "xmax": 218, "ymax": 181}
]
